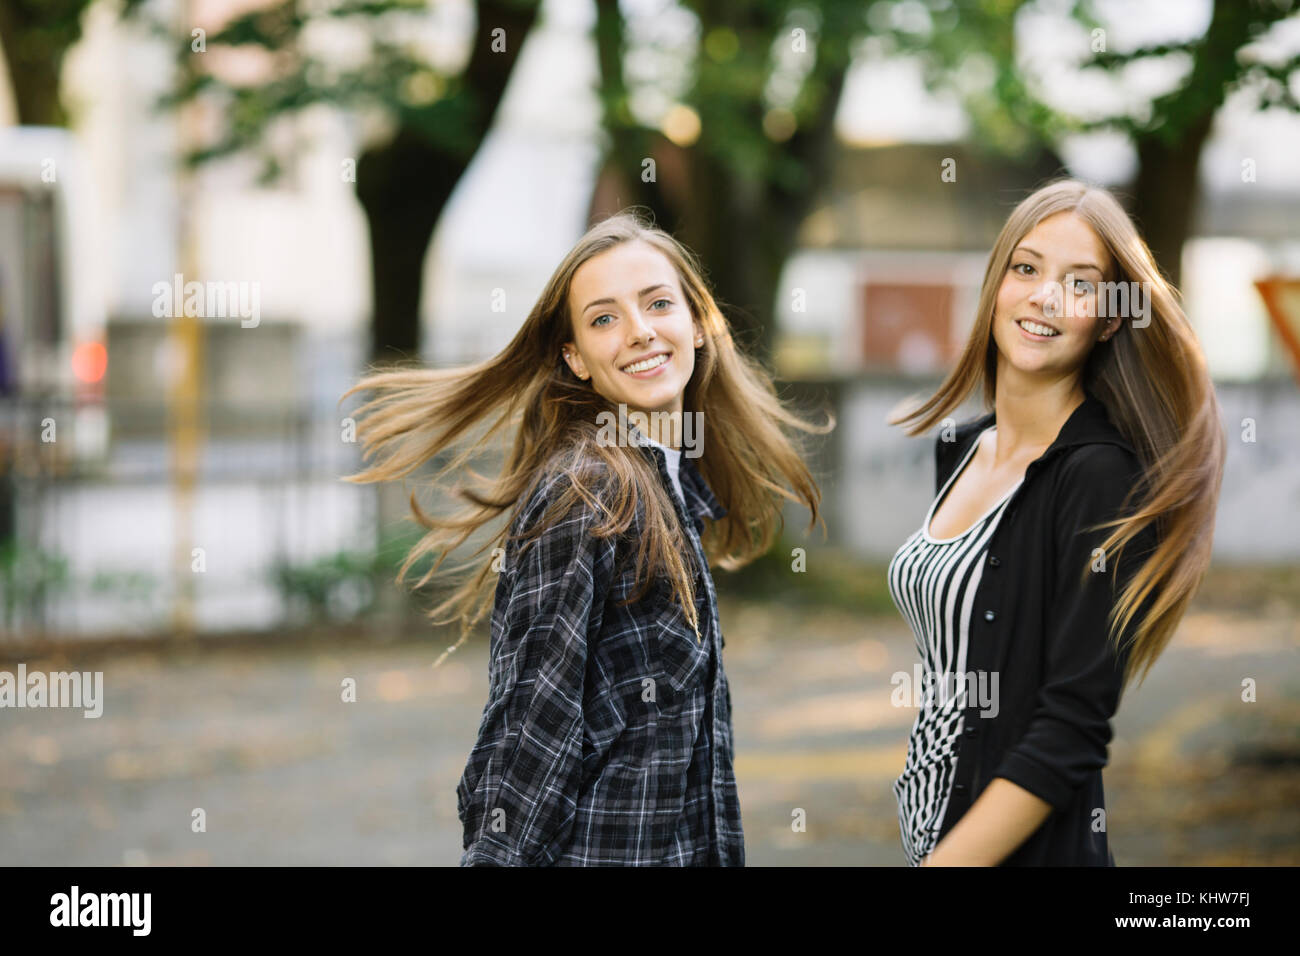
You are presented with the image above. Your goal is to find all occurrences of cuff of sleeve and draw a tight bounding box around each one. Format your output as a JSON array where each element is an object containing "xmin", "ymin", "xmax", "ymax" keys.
[
  {"xmin": 993, "ymin": 751, "xmax": 1077, "ymax": 812},
  {"xmin": 461, "ymin": 839, "xmax": 526, "ymax": 867}
]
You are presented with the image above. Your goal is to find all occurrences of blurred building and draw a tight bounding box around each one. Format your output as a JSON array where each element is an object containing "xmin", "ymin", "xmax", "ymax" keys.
[
  {"xmin": 776, "ymin": 141, "xmax": 1300, "ymax": 383},
  {"xmin": 0, "ymin": 0, "xmax": 1297, "ymax": 638},
  {"xmin": 775, "ymin": 145, "xmax": 1300, "ymax": 564}
]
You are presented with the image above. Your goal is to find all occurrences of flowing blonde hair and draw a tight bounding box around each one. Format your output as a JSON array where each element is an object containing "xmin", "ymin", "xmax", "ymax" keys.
[
  {"xmin": 340, "ymin": 209, "xmax": 829, "ymax": 654},
  {"xmin": 890, "ymin": 179, "xmax": 1224, "ymax": 689}
]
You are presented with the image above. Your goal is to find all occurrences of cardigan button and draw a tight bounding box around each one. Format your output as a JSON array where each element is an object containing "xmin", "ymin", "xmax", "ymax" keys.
[
  {"xmin": 963, "ymin": 726, "xmax": 978, "ymax": 737},
  {"xmin": 987, "ymin": 554, "xmax": 1000, "ymax": 567},
  {"xmin": 953, "ymin": 782, "xmax": 967, "ymax": 793},
  {"xmin": 983, "ymin": 609, "xmax": 996, "ymax": 622}
]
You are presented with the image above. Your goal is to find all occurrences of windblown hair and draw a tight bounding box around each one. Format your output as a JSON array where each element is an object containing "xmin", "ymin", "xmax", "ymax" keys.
[
  {"xmin": 890, "ymin": 179, "xmax": 1224, "ymax": 690},
  {"xmin": 340, "ymin": 209, "xmax": 829, "ymax": 656}
]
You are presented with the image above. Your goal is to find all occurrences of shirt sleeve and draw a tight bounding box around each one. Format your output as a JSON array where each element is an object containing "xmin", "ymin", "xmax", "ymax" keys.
[
  {"xmin": 460, "ymin": 472, "xmax": 615, "ymax": 866},
  {"xmin": 991, "ymin": 444, "xmax": 1155, "ymax": 812}
]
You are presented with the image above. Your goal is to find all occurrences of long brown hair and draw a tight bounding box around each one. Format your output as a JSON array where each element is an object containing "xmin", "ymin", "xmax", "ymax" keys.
[
  {"xmin": 340, "ymin": 209, "xmax": 830, "ymax": 653},
  {"xmin": 890, "ymin": 179, "xmax": 1224, "ymax": 690}
]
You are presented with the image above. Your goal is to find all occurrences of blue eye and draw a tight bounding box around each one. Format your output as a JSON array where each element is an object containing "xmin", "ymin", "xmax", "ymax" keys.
[{"xmin": 591, "ymin": 298, "xmax": 670, "ymax": 326}]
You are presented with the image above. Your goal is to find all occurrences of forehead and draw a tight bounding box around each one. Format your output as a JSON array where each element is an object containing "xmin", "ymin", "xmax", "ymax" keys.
[
  {"xmin": 1015, "ymin": 212, "xmax": 1110, "ymax": 269},
  {"xmin": 570, "ymin": 240, "xmax": 681, "ymax": 301}
]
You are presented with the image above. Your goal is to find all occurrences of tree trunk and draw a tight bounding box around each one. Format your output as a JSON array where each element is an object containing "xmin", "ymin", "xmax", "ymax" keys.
[
  {"xmin": 0, "ymin": 0, "xmax": 83, "ymax": 126},
  {"xmin": 1128, "ymin": 0, "xmax": 1264, "ymax": 293},
  {"xmin": 354, "ymin": 0, "xmax": 540, "ymax": 367},
  {"xmin": 355, "ymin": 129, "xmax": 451, "ymax": 367},
  {"xmin": 1130, "ymin": 112, "xmax": 1214, "ymax": 292}
]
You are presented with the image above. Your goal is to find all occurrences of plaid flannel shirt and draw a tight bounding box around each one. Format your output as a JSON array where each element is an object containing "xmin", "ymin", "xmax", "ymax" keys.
[{"xmin": 456, "ymin": 435, "xmax": 744, "ymax": 866}]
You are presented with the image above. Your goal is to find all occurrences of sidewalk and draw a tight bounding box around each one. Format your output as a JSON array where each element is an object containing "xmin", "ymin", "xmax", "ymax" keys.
[{"xmin": 0, "ymin": 598, "xmax": 1295, "ymax": 865}]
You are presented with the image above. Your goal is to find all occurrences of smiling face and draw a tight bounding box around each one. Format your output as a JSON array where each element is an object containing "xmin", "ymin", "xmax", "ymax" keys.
[
  {"xmin": 562, "ymin": 239, "xmax": 702, "ymax": 422},
  {"xmin": 991, "ymin": 211, "xmax": 1122, "ymax": 389}
]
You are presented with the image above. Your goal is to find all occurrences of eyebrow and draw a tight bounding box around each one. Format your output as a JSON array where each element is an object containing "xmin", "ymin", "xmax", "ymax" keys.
[
  {"xmin": 581, "ymin": 284, "xmax": 673, "ymax": 315},
  {"xmin": 1014, "ymin": 246, "xmax": 1104, "ymax": 275}
]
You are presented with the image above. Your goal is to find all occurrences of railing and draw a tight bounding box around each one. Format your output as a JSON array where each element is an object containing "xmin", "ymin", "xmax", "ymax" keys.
[{"xmin": 0, "ymin": 392, "xmax": 399, "ymax": 642}]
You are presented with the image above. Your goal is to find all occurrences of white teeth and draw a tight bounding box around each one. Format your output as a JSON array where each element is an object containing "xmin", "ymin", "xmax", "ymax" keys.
[
  {"xmin": 1018, "ymin": 320, "xmax": 1058, "ymax": 337},
  {"xmin": 622, "ymin": 353, "xmax": 670, "ymax": 373}
]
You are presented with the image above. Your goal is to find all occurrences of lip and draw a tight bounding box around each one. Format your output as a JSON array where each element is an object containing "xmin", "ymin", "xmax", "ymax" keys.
[
  {"xmin": 1014, "ymin": 317, "xmax": 1060, "ymax": 341},
  {"xmin": 620, "ymin": 349, "xmax": 672, "ymax": 377}
]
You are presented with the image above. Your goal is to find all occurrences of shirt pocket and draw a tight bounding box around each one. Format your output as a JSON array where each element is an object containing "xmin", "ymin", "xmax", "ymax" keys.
[{"xmin": 652, "ymin": 583, "xmax": 711, "ymax": 702}]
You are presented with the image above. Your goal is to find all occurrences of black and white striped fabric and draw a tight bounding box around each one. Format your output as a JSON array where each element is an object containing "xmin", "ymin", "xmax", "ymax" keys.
[{"xmin": 887, "ymin": 426, "xmax": 1020, "ymax": 866}]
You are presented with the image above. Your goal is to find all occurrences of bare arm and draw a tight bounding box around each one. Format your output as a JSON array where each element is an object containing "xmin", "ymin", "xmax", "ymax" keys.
[{"xmin": 920, "ymin": 777, "xmax": 1053, "ymax": 866}]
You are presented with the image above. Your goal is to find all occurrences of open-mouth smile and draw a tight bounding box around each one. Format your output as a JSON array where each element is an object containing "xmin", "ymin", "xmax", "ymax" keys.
[
  {"xmin": 1016, "ymin": 318, "xmax": 1060, "ymax": 339},
  {"xmin": 621, "ymin": 351, "xmax": 672, "ymax": 376}
]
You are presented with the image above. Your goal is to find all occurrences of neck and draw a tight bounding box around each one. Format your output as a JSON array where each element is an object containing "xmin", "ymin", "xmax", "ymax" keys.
[
  {"xmin": 991, "ymin": 366, "xmax": 1085, "ymax": 467},
  {"xmin": 633, "ymin": 407, "xmax": 682, "ymax": 449}
]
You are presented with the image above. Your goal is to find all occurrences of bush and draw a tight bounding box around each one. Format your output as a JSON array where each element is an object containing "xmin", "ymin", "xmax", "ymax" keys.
[
  {"xmin": 0, "ymin": 539, "xmax": 72, "ymax": 632},
  {"xmin": 714, "ymin": 537, "xmax": 896, "ymax": 615},
  {"xmin": 270, "ymin": 525, "xmax": 445, "ymax": 625}
]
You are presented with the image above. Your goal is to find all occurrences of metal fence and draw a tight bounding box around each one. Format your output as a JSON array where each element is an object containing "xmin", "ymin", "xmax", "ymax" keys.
[{"xmin": 0, "ymin": 391, "xmax": 390, "ymax": 642}]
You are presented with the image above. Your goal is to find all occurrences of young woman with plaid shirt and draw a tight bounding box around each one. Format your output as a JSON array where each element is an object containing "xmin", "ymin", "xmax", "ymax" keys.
[{"xmin": 343, "ymin": 211, "xmax": 829, "ymax": 865}]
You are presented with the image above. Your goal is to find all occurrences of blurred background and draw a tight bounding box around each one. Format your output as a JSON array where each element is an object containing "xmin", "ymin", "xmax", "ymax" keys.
[{"xmin": 0, "ymin": 0, "xmax": 1297, "ymax": 865}]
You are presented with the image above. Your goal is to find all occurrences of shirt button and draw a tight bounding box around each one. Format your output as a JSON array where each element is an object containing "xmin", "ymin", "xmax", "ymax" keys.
[
  {"xmin": 953, "ymin": 782, "xmax": 967, "ymax": 793},
  {"xmin": 987, "ymin": 554, "xmax": 1000, "ymax": 567},
  {"xmin": 964, "ymin": 726, "xmax": 978, "ymax": 737},
  {"xmin": 983, "ymin": 609, "xmax": 996, "ymax": 622}
]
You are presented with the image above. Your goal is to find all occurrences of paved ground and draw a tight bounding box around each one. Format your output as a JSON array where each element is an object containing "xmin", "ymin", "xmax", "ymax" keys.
[{"xmin": 1, "ymin": 598, "xmax": 1296, "ymax": 866}]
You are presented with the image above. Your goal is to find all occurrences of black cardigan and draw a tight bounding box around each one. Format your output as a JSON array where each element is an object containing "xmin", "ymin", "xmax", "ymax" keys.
[{"xmin": 931, "ymin": 391, "xmax": 1159, "ymax": 866}]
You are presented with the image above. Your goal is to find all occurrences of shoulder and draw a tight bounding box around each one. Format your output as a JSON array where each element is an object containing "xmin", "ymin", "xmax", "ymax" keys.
[
  {"xmin": 508, "ymin": 438, "xmax": 637, "ymax": 565},
  {"xmin": 1048, "ymin": 442, "xmax": 1146, "ymax": 539},
  {"xmin": 1055, "ymin": 442, "xmax": 1143, "ymax": 490},
  {"xmin": 515, "ymin": 454, "xmax": 612, "ymax": 533}
]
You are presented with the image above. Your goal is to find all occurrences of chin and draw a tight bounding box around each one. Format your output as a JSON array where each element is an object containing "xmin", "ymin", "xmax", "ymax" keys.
[{"xmin": 632, "ymin": 391, "xmax": 682, "ymax": 415}]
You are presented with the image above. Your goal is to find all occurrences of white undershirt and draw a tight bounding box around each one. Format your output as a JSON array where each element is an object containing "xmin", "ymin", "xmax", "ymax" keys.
[{"xmin": 639, "ymin": 435, "xmax": 685, "ymax": 510}]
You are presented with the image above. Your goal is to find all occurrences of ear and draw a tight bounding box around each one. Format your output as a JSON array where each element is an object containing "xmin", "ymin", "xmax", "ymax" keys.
[
  {"xmin": 1098, "ymin": 315, "xmax": 1122, "ymax": 343},
  {"xmin": 692, "ymin": 321, "xmax": 705, "ymax": 348},
  {"xmin": 562, "ymin": 343, "xmax": 590, "ymax": 380}
]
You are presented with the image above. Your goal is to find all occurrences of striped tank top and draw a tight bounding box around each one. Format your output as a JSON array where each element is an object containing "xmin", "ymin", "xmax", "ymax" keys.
[{"xmin": 887, "ymin": 426, "xmax": 1021, "ymax": 866}]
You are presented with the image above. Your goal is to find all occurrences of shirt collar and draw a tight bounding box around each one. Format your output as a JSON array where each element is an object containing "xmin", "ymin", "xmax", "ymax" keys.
[{"xmin": 627, "ymin": 422, "xmax": 727, "ymax": 524}]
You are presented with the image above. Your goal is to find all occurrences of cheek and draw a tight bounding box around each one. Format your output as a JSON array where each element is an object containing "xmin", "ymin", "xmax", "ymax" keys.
[
  {"xmin": 1068, "ymin": 304, "xmax": 1101, "ymax": 337},
  {"xmin": 995, "ymin": 278, "xmax": 1020, "ymax": 317},
  {"xmin": 670, "ymin": 314, "xmax": 696, "ymax": 364},
  {"xmin": 992, "ymin": 284, "xmax": 1017, "ymax": 339},
  {"xmin": 581, "ymin": 334, "xmax": 616, "ymax": 373},
  {"xmin": 677, "ymin": 347, "xmax": 696, "ymax": 382}
]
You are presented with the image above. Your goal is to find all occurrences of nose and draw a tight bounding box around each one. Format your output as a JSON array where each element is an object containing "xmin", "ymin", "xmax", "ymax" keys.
[
  {"xmin": 1028, "ymin": 280, "xmax": 1062, "ymax": 318},
  {"xmin": 625, "ymin": 309, "xmax": 656, "ymax": 345}
]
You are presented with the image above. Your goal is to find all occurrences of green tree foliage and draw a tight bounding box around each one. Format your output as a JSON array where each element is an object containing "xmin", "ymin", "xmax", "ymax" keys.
[
  {"xmin": 123, "ymin": 0, "xmax": 541, "ymax": 365},
  {"xmin": 594, "ymin": 1, "xmax": 867, "ymax": 363},
  {"xmin": 872, "ymin": 0, "xmax": 1300, "ymax": 287}
]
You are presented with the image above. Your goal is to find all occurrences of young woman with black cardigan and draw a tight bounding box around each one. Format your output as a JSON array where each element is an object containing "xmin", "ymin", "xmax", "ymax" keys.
[{"xmin": 888, "ymin": 180, "xmax": 1224, "ymax": 866}]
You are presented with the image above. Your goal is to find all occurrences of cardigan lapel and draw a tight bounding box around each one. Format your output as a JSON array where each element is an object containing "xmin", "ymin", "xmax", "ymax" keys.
[{"xmin": 937, "ymin": 391, "xmax": 1137, "ymax": 490}]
